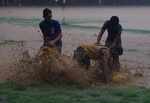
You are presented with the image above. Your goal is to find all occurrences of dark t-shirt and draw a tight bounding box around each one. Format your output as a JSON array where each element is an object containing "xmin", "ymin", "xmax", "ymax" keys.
[
  {"xmin": 39, "ymin": 19, "xmax": 62, "ymax": 46},
  {"xmin": 102, "ymin": 20, "xmax": 122, "ymax": 47}
]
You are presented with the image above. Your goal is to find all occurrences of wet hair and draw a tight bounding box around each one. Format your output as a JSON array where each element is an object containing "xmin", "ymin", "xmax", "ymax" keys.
[
  {"xmin": 110, "ymin": 16, "xmax": 119, "ymax": 24},
  {"xmin": 43, "ymin": 8, "xmax": 52, "ymax": 18}
]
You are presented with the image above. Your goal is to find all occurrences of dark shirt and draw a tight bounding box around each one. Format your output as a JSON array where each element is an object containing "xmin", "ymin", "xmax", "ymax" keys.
[
  {"xmin": 39, "ymin": 19, "xmax": 62, "ymax": 46},
  {"xmin": 102, "ymin": 20, "xmax": 122, "ymax": 47}
]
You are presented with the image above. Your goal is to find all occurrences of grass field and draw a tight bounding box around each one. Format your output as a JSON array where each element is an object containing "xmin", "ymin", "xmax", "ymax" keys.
[{"xmin": 0, "ymin": 82, "xmax": 150, "ymax": 103}]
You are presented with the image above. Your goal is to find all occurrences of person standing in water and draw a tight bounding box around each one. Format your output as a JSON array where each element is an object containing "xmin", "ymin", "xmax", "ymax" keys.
[
  {"xmin": 39, "ymin": 8, "xmax": 62, "ymax": 53},
  {"xmin": 96, "ymin": 16, "xmax": 123, "ymax": 71}
]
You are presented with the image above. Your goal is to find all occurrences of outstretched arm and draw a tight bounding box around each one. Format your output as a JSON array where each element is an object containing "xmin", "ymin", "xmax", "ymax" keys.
[
  {"xmin": 96, "ymin": 28, "xmax": 105, "ymax": 44},
  {"xmin": 96, "ymin": 21, "xmax": 107, "ymax": 44}
]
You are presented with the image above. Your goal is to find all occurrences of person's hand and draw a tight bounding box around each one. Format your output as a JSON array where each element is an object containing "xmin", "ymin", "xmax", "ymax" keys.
[
  {"xmin": 95, "ymin": 41, "xmax": 100, "ymax": 46},
  {"xmin": 48, "ymin": 41, "xmax": 55, "ymax": 47}
]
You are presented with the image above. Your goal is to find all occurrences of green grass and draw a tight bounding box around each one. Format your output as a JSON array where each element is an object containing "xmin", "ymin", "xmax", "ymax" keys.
[{"xmin": 0, "ymin": 82, "xmax": 150, "ymax": 103}]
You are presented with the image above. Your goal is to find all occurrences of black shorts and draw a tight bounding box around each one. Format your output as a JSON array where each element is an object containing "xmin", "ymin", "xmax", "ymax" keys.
[
  {"xmin": 111, "ymin": 47, "xmax": 123, "ymax": 56},
  {"xmin": 105, "ymin": 42, "xmax": 123, "ymax": 56}
]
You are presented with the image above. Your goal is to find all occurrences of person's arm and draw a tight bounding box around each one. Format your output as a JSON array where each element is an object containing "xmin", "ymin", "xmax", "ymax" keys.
[
  {"xmin": 96, "ymin": 21, "xmax": 107, "ymax": 44},
  {"xmin": 42, "ymin": 30, "xmax": 49, "ymax": 43},
  {"xmin": 39, "ymin": 23, "xmax": 50, "ymax": 44},
  {"xmin": 96, "ymin": 28, "xmax": 105, "ymax": 44},
  {"xmin": 50, "ymin": 32, "xmax": 62, "ymax": 44},
  {"xmin": 50, "ymin": 22, "xmax": 62, "ymax": 45}
]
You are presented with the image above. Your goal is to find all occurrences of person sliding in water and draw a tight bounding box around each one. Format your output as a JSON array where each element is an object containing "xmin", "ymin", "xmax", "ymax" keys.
[
  {"xmin": 39, "ymin": 8, "xmax": 62, "ymax": 53},
  {"xmin": 96, "ymin": 16, "xmax": 123, "ymax": 71}
]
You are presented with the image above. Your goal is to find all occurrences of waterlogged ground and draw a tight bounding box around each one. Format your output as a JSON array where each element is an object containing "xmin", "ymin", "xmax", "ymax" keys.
[{"xmin": 0, "ymin": 7, "xmax": 150, "ymax": 87}]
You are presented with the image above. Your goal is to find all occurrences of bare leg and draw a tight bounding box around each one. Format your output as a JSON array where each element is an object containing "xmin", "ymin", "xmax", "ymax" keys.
[{"xmin": 112, "ymin": 55, "xmax": 120, "ymax": 72}]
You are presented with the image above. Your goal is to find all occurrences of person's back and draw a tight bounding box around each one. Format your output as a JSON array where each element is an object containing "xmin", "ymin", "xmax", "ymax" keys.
[{"xmin": 101, "ymin": 17, "xmax": 122, "ymax": 48}]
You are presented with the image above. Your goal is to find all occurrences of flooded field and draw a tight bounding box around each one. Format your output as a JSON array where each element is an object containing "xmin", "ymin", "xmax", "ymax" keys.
[{"xmin": 0, "ymin": 7, "xmax": 150, "ymax": 87}]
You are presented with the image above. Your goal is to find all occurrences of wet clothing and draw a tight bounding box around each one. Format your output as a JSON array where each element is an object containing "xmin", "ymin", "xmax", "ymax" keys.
[
  {"xmin": 101, "ymin": 20, "xmax": 123, "ymax": 71},
  {"xmin": 39, "ymin": 19, "xmax": 62, "ymax": 51},
  {"xmin": 101, "ymin": 20, "xmax": 123, "ymax": 56}
]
